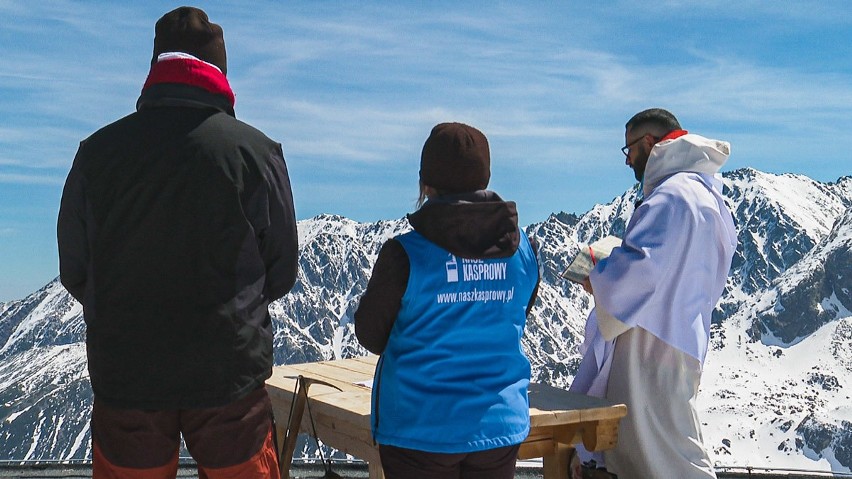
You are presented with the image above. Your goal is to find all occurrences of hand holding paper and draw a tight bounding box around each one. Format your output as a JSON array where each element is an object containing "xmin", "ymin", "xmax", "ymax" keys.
[{"xmin": 560, "ymin": 235, "xmax": 622, "ymax": 285}]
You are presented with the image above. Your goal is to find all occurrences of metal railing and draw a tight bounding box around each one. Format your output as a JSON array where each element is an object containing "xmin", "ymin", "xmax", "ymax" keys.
[
  {"xmin": 714, "ymin": 465, "xmax": 852, "ymax": 478},
  {"xmin": 2, "ymin": 459, "xmax": 852, "ymax": 478}
]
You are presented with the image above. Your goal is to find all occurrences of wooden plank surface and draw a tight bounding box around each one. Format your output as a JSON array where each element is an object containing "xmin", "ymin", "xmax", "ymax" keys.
[
  {"xmin": 267, "ymin": 359, "xmax": 375, "ymax": 394},
  {"xmin": 528, "ymin": 382, "xmax": 627, "ymax": 426},
  {"xmin": 266, "ymin": 355, "xmax": 627, "ymax": 476},
  {"xmin": 304, "ymin": 390, "xmax": 373, "ymax": 427},
  {"xmin": 269, "ymin": 357, "xmax": 626, "ymax": 424},
  {"xmin": 269, "ymin": 357, "xmax": 626, "ymax": 420}
]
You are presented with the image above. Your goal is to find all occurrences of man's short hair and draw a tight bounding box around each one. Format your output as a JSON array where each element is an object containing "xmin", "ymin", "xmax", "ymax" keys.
[{"xmin": 625, "ymin": 108, "xmax": 681, "ymax": 137}]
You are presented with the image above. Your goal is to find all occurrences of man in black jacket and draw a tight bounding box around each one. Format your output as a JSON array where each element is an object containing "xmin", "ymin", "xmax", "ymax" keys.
[{"xmin": 57, "ymin": 7, "xmax": 297, "ymax": 478}]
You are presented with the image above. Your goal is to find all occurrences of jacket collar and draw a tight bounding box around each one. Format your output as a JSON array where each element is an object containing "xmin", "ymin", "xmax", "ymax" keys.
[
  {"xmin": 137, "ymin": 53, "xmax": 236, "ymax": 116},
  {"xmin": 407, "ymin": 190, "xmax": 521, "ymax": 259}
]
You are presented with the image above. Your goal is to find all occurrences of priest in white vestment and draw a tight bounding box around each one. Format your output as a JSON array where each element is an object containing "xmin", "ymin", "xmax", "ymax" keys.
[{"xmin": 569, "ymin": 108, "xmax": 737, "ymax": 479}]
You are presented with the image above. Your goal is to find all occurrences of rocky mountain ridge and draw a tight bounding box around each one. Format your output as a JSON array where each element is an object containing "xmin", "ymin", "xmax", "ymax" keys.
[{"xmin": 1, "ymin": 167, "xmax": 850, "ymax": 472}]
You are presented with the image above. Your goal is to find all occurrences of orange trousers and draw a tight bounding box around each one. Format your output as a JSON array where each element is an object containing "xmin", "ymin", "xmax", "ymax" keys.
[{"xmin": 91, "ymin": 387, "xmax": 279, "ymax": 479}]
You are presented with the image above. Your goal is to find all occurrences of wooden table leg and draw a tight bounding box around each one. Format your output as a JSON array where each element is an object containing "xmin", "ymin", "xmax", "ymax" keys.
[
  {"xmin": 542, "ymin": 443, "xmax": 572, "ymax": 479},
  {"xmin": 368, "ymin": 460, "xmax": 385, "ymax": 479},
  {"xmin": 582, "ymin": 419, "xmax": 620, "ymax": 452}
]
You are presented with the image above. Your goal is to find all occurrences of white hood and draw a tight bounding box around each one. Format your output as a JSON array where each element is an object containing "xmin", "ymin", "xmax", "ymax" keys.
[{"xmin": 643, "ymin": 133, "xmax": 730, "ymax": 196}]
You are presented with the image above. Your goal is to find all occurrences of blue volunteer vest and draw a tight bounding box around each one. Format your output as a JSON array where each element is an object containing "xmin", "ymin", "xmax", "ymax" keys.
[{"xmin": 371, "ymin": 230, "xmax": 538, "ymax": 453}]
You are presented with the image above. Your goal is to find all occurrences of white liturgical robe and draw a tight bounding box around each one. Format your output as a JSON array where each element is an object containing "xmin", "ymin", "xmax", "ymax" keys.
[{"xmin": 570, "ymin": 133, "xmax": 737, "ymax": 479}]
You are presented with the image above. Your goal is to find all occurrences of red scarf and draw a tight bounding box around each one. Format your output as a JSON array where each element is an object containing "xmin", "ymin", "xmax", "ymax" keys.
[{"xmin": 143, "ymin": 57, "xmax": 235, "ymax": 108}]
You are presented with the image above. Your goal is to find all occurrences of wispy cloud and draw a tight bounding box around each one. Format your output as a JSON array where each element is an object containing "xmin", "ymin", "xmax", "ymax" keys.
[
  {"xmin": 1, "ymin": 1, "xmax": 851, "ymax": 218},
  {"xmin": 0, "ymin": 173, "xmax": 65, "ymax": 185}
]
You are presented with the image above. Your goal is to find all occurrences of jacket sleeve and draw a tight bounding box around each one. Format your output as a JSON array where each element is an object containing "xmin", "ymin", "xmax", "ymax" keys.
[
  {"xmin": 354, "ymin": 239, "xmax": 409, "ymax": 355},
  {"xmin": 258, "ymin": 145, "xmax": 299, "ymax": 300},
  {"xmin": 526, "ymin": 281, "xmax": 540, "ymax": 316},
  {"xmin": 57, "ymin": 146, "xmax": 89, "ymax": 302},
  {"xmin": 526, "ymin": 234, "xmax": 540, "ymax": 316}
]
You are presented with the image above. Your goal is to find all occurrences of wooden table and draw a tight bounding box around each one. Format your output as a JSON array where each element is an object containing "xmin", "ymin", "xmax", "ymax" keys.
[{"xmin": 266, "ymin": 356, "xmax": 626, "ymax": 479}]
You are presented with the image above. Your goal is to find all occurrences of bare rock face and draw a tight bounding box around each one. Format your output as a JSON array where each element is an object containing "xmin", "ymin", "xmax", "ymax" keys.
[{"xmin": 751, "ymin": 209, "xmax": 852, "ymax": 344}]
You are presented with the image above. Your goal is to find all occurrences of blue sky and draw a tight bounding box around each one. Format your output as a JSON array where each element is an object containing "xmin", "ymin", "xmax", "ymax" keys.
[{"xmin": 1, "ymin": 1, "xmax": 851, "ymax": 301}]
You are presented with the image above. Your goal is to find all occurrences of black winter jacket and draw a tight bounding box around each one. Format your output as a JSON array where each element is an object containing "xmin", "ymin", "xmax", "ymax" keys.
[{"xmin": 58, "ymin": 82, "xmax": 298, "ymax": 409}]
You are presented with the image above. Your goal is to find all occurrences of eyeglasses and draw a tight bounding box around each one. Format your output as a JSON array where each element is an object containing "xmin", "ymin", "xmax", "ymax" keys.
[
  {"xmin": 621, "ymin": 134, "xmax": 661, "ymax": 157},
  {"xmin": 621, "ymin": 136, "xmax": 644, "ymax": 157}
]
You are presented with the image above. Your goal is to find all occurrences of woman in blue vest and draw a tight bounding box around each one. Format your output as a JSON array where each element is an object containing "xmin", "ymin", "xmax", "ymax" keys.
[{"xmin": 355, "ymin": 122, "xmax": 540, "ymax": 479}]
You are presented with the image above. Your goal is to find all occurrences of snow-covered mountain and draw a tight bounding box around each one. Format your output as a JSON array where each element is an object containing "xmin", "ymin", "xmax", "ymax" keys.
[{"xmin": 1, "ymin": 168, "xmax": 850, "ymax": 473}]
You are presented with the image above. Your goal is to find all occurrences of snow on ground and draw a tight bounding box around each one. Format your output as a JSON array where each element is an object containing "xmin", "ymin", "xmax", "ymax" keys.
[{"xmin": 700, "ymin": 311, "xmax": 852, "ymax": 473}]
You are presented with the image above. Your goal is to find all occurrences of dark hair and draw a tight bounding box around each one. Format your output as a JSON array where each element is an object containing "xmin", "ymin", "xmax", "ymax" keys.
[{"xmin": 625, "ymin": 108, "xmax": 681, "ymax": 137}]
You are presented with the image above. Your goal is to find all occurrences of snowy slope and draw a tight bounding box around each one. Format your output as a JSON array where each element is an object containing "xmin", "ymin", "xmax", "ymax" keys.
[
  {"xmin": 700, "ymin": 206, "xmax": 852, "ymax": 471},
  {"xmin": 1, "ymin": 168, "xmax": 850, "ymax": 472}
]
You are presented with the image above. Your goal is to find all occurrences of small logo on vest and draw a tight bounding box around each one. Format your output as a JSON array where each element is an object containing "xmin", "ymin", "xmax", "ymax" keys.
[{"xmin": 446, "ymin": 254, "xmax": 459, "ymax": 283}]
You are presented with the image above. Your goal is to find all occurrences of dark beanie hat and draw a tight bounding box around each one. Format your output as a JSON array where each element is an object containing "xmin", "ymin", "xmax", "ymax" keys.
[
  {"xmin": 152, "ymin": 7, "xmax": 227, "ymax": 75},
  {"xmin": 420, "ymin": 122, "xmax": 491, "ymax": 193}
]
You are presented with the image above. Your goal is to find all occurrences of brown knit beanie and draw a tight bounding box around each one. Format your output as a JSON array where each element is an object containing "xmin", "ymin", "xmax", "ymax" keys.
[
  {"xmin": 420, "ymin": 122, "xmax": 491, "ymax": 193},
  {"xmin": 152, "ymin": 6, "xmax": 227, "ymax": 75}
]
